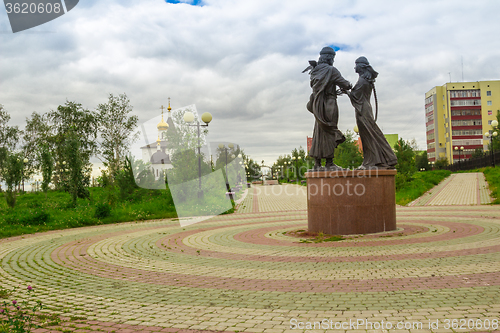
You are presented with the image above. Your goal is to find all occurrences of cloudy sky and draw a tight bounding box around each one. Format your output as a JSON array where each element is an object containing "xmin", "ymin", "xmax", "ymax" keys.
[{"xmin": 2, "ymin": 0, "xmax": 500, "ymax": 166}]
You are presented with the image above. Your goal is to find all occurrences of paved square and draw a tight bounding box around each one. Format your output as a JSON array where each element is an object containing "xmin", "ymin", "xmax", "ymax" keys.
[{"xmin": 1, "ymin": 179, "xmax": 499, "ymax": 332}]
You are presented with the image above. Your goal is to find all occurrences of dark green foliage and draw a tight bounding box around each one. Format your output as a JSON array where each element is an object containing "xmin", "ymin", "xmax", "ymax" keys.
[
  {"xmin": 5, "ymin": 190, "xmax": 16, "ymax": 209},
  {"xmin": 0, "ymin": 105, "xmax": 20, "ymax": 152},
  {"xmin": 94, "ymin": 202, "xmax": 112, "ymax": 219},
  {"xmin": 471, "ymin": 148, "xmax": 485, "ymax": 159},
  {"xmin": 0, "ymin": 186, "xmax": 177, "ymax": 239},
  {"xmin": 394, "ymin": 138, "xmax": 416, "ymax": 190},
  {"xmin": 333, "ymin": 130, "xmax": 363, "ymax": 169},
  {"xmin": 434, "ymin": 157, "xmax": 449, "ymax": 170},
  {"xmin": 0, "ymin": 151, "xmax": 23, "ymax": 208},
  {"xmin": 47, "ymin": 101, "xmax": 97, "ymax": 192},
  {"xmin": 115, "ymin": 156, "xmax": 139, "ymax": 201},
  {"xmin": 65, "ymin": 128, "xmax": 89, "ymax": 207},
  {"xmin": 415, "ymin": 151, "xmax": 430, "ymax": 171},
  {"xmin": 170, "ymin": 149, "xmax": 212, "ymax": 185},
  {"xmin": 5, "ymin": 210, "xmax": 50, "ymax": 226},
  {"xmin": 483, "ymin": 167, "xmax": 500, "ymax": 204},
  {"xmin": 40, "ymin": 143, "xmax": 53, "ymax": 198}
]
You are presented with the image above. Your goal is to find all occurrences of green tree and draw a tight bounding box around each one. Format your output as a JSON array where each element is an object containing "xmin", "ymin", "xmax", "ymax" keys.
[
  {"xmin": 40, "ymin": 143, "xmax": 53, "ymax": 199},
  {"xmin": 434, "ymin": 157, "xmax": 449, "ymax": 170},
  {"xmin": 292, "ymin": 147, "xmax": 307, "ymax": 180},
  {"xmin": 114, "ymin": 156, "xmax": 139, "ymax": 201},
  {"xmin": 23, "ymin": 111, "xmax": 52, "ymax": 182},
  {"xmin": 0, "ymin": 151, "xmax": 23, "ymax": 208},
  {"xmin": 96, "ymin": 93, "xmax": 139, "ymax": 178},
  {"xmin": 65, "ymin": 128, "xmax": 89, "ymax": 206},
  {"xmin": 0, "ymin": 105, "xmax": 20, "ymax": 151},
  {"xmin": 471, "ymin": 148, "xmax": 484, "ymax": 159},
  {"xmin": 214, "ymin": 144, "xmax": 243, "ymax": 188},
  {"xmin": 47, "ymin": 101, "xmax": 97, "ymax": 191},
  {"xmin": 244, "ymin": 158, "xmax": 261, "ymax": 182},
  {"xmin": 166, "ymin": 107, "xmax": 207, "ymax": 152},
  {"xmin": 415, "ymin": 151, "xmax": 430, "ymax": 171},
  {"xmin": 394, "ymin": 138, "xmax": 416, "ymax": 189},
  {"xmin": 333, "ymin": 130, "xmax": 363, "ymax": 169},
  {"xmin": 0, "ymin": 106, "xmax": 21, "ymax": 183}
]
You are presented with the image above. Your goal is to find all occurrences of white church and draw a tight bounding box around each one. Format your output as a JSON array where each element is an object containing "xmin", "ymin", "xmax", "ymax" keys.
[{"xmin": 140, "ymin": 100, "xmax": 177, "ymax": 180}]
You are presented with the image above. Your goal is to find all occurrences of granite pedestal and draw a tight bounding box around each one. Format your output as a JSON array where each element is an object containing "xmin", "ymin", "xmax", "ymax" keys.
[{"xmin": 306, "ymin": 169, "xmax": 397, "ymax": 235}]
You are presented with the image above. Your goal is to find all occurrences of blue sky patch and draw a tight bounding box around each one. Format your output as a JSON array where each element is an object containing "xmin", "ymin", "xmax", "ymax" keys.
[
  {"xmin": 329, "ymin": 44, "xmax": 352, "ymax": 52},
  {"xmin": 165, "ymin": 0, "xmax": 204, "ymax": 6},
  {"xmin": 342, "ymin": 14, "xmax": 363, "ymax": 21}
]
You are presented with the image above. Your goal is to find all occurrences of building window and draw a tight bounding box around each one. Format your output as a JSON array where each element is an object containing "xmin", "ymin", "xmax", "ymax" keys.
[
  {"xmin": 452, "ymin": 139, "xmax": 483, "ymax": 146},
  {"xmin": 451, "ymin": 110, "xmax": 481, "ymax": 116},
  {"xmin": 452, "ymin": 129, "xmax": 482, "ymax": 136},
  {"xmin": 487, "ymin": 91, "xmax": 492, "ymax": 96},
  {"xmin": 451, "ymin": 119, "xmax": 482, "ymax": 126},
  {"xmin": 450, "ymin": 89, "xmax": 480, "ymax": 98},
  {"xmin": 487, "ymin": 101, "xmax": 492, "ymax": 106},
  {"xmin": 450, "ymin": 99, "xmax": 481, "ymax": 106}
]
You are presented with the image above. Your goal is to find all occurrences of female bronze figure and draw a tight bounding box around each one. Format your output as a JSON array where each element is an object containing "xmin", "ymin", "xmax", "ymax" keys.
[{"xmin": 347, "ymin": 57, "xmax": 397, "ymax": 169}]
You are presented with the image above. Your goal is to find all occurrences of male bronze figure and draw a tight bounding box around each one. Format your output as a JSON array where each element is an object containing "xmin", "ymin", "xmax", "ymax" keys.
[{"xmin": 304, "ymin": 47, "xmax": 352, "ymax": 170}]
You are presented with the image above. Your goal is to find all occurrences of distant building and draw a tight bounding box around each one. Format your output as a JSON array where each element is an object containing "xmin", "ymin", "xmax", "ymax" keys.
[
  {"xmin": 307, "ymin": 136, "xmax": 312, "ymax": 152},
  {"xmin": 355, "ymin": 134, "xmax": 398, "ymax": 153},
  {"xmin": 425, "ymin": 81, "xmax": 500, "ymax": 163},
  {"xmin": 140, "ymin": 100, "xmax": 177, "ymax": 179}
]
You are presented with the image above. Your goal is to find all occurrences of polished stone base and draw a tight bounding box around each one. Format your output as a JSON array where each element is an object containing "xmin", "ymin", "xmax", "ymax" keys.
[{"xmin": 305, "ymin": 169, "xmax": 397, "ymax": 235}]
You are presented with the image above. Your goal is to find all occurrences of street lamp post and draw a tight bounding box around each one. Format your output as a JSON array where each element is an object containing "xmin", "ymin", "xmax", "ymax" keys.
[
  {"xmin": 291, "ymin": 156, "xmax": 301, "ymax": 183},
  {"xmin": 485, "ymin": 124, "xmax": 498, "ymax": 168},
  {"xmin": 454, "ymin": 146, "xmax": 464, "ymax": 169},
  {"xmin": 287, "ymin": 160, "xmax": 292, "ymax": 182},
  {"xmin": 218, "ymin": 143, "xmax": 235, "ymax": 202},
  {"xmin": 184, "ymin": 111, "xmax": 213, "ymax": 198}
]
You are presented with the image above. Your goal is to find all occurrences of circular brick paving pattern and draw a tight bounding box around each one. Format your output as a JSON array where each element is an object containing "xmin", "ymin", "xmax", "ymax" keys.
[{"xmin": 1, "ymin": 206, "xmax": 500, "ymax": 332}]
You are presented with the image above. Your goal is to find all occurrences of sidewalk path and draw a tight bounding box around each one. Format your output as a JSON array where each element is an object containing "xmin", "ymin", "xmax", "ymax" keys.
[
  {"xmin": 236, "ymin": 184, "xmax": 307, "ymax": 214},
  {"xmin": 0, "ymin": 180, "xmax": 499, "ymax": 333},
  {"xmin": 409, "ymin": 172, "xmax": 493, "ymax": 206}
]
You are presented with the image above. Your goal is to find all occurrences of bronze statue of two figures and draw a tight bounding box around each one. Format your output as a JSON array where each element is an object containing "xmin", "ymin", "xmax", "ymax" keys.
[{"xmin": 304, "ymin": 47, "xmax": 397, "ymax": 171}]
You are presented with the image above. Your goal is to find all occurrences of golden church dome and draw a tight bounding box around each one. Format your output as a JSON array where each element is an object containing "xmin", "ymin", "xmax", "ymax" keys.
[
  {"xmin": 157, "ymin": 106, "xmax": 169, "ymax": 131},
  {"xmin": 157, "ymin": 118, "xmax": 169, "ymax": 131}
]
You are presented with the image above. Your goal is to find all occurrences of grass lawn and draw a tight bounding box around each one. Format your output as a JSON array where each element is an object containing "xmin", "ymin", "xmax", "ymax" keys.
[
  {"xmin": 483, "ymin": 167, "xmax": 500, "ymax": 204},
  {"xmin": 0, "ymin": 187, "xmax": 177, "ymax": 239},
  {"xmin": 395, "ymin": 170, "xmax": 452, "ymax": 206}
]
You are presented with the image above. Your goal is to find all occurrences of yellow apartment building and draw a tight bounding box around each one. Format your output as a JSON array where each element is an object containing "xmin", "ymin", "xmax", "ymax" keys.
[{"xmin": 425, "ymin": 81, "xmax": 500, "ymax": 163}]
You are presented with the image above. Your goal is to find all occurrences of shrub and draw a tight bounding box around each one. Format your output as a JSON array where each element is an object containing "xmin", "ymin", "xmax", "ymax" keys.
[
  {"xmin": 94, "ymin": 202, "xmax": 112, "ymax": 219},
  {"xmin": 4, "ymin": 211, "xmax": 50, "ymax": 226},
  {"xmin": 5, "ymin": 191, "xmax": 16, "ymax": 209}
]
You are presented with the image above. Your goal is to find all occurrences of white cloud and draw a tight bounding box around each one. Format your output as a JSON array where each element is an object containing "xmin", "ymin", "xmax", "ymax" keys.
[{"xmin": 1, "ymin": 0, "xmax": 500, "ymax": 165}]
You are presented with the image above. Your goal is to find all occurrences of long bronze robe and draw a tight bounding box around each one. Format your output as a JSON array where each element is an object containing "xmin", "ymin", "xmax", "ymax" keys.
[
  {"xmin": 307, "ymin": 63, "xmax": 351, "ymax": 159},
  {"xmin": 350, "ymin": 76, "xmax": 397, "ymax": 167}
]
